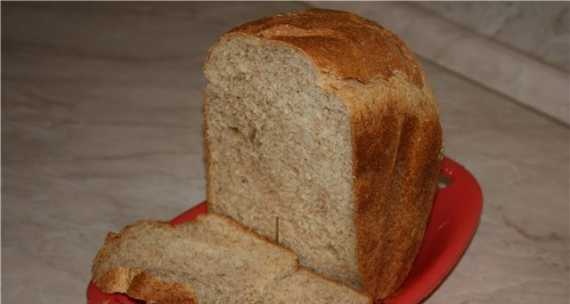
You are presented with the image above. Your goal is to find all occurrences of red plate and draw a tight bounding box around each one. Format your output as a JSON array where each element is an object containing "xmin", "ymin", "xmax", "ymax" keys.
[{"xmin": 87, "ymin": 157, "xmax": 482, "ymax": 303}]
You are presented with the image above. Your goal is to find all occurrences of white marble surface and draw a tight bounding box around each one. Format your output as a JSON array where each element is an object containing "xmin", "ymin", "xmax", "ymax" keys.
[
  {"xmin": 418, "ymin": 2, "xmax": 570, "ymax": 72},
  {"xmin": 3, "ymin": 3, "xmax": 569, "ymax": 304}
]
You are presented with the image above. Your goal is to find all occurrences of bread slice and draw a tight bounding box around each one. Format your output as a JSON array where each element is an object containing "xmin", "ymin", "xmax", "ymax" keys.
[
  {"xmin": 264, "ymin": 269, "xmax": 371, "ymax": 304},
  {"xmin": 92, "ymin": 213, "xmax": 370, "ymax": 304},
  {"xmin": 204, "ymin": 9, "xmax": 442, "ymax": 299}
]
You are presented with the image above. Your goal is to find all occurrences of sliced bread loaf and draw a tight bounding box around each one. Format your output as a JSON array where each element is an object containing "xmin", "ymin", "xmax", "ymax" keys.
[
  {"xmin": 204, "ymin": 9, "xmax": 442, "ymax": 299},
  {"xmin": 92, "ymin": 213, "xmax": 370, "ymax": 304}
]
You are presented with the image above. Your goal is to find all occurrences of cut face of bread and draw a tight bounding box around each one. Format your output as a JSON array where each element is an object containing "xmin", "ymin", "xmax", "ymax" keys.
[
  {"xmin": 204, "ymin": 9, "xmax": 443, "ymax": 300},
  {"xmin": 92, "ymin": 214, "xmax": 370, "ymax": 304},
  {"xmin": 205, "ymin": 35, "xmax": 358, "ymax": 287}
]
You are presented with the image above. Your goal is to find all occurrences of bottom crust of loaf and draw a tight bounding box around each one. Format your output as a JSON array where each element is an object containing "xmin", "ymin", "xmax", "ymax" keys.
[{"xmin": 95, "ymin": 267, "xmax": 197, "ymax": 304}]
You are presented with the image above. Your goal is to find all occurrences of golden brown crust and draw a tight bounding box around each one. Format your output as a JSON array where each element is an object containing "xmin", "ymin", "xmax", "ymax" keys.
[
  {"xmin": 228, "ymin": 8, "xmax": 423, "ymax": 87},
  {"xmin": 127, "ymin": 272, "xmax": 197, "ymax": 304},
  {"xmin": 94, "ymin": 268, "xmax": 196, "ymax": 304},
  {"xmin": 354, "ymin": 112, "xmax": 441, "ymax": 299},
  {"xmin": 94, "ymin": 267, "xmax": 143, "ymax": 294},
  {"xmin": 342, "ymin": 79, "xmax": 442, "ymax": 299}
]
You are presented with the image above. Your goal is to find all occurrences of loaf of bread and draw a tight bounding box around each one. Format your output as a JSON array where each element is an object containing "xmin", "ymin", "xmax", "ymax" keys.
[
  {"xmin": 92, "ymin": 213, "xmax": 371, "ymax": 304},
  {"xmin": 204, "ymin": 9, "xmax": 442, "ymax": 299}
]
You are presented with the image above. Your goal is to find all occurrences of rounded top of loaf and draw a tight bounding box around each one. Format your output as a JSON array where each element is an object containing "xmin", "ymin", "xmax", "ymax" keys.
[{"xmin": 228, "ymin": 8, "xmax": 423, "ymax": 87}]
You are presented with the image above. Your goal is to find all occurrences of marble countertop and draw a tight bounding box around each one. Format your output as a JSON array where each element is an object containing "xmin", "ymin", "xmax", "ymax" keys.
[{"xmin": 3, "ymin": 3, "xmax": 569, "ymax": 303}]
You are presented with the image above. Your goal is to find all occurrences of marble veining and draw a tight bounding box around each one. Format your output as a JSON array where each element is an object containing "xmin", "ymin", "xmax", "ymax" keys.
[
  {"xmin": 2, "ymin": 3, "xmax": 569, "ymax": 304},
  {"xmin": 418, "ymin": 2, "xmax": 570, "ymax": 72}
]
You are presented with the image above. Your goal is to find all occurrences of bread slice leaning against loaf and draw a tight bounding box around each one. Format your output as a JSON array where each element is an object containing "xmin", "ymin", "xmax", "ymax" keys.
[
  {"xmin": 92, "ymin": 213, "xmax": 371, "ymax": 304},
  {"xmin": 204, "ymin": 8, "xmax": 443, "ymax": 299}
]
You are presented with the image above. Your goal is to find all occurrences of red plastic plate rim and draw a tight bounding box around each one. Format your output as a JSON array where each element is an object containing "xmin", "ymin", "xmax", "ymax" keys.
[{"xmin": 87, "ymin": 157, "xmax": 482, "ymax": 304}]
